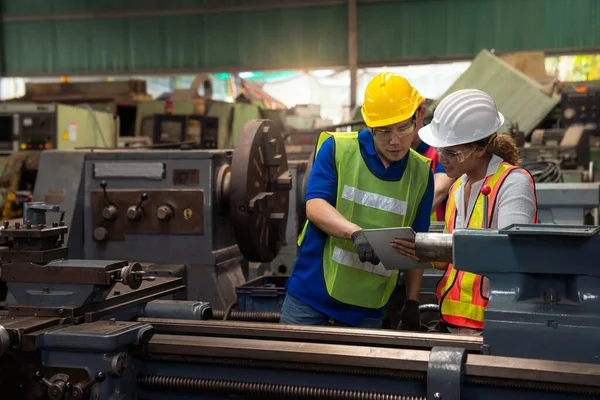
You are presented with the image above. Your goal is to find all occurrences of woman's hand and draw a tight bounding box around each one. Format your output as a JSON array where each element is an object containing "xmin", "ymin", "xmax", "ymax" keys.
[{"xmin": 390, "ymin": 238, "xmax": 420, "ymax": 263}]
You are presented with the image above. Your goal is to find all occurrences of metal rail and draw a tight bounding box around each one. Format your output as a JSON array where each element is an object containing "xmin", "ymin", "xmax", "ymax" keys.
[
  {"xmin": 137, "ymin": 318, "xmax": 482, "ymax": 352},
  {"xmin": 145, "ymin": 334, "xmax": 600, "ymax": 395}
]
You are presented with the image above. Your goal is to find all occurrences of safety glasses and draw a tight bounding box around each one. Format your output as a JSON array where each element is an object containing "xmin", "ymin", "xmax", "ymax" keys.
[
  {"xmin": 372, "ymin": 119, "xmax": 416, "ymax": 142},
  {"xmin": 435, "ymin": 146, "xmax": 477, "ymax": 164}
]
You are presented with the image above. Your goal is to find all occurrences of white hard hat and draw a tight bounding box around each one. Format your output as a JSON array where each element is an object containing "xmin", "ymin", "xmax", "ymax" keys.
[{"xmin": 418, "ymin": 89, "xmax": 504, "ymax": 148}]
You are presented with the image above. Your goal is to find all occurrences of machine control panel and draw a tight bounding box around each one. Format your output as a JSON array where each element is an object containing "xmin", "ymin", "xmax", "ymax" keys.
[
  {"xmin": 151, "ymin": 114, "xmax": 219, "ymax": 149},
  {"xmin": 91, "ymin": 183, "xmax": 204, "ymax": 241},
  {"xmin": 0, "ymin": 111, "xmax": 56, "ymax": 151},
  {"xmin": 561, "ymin": 90, "xmax": 600, "ymax": 128}
]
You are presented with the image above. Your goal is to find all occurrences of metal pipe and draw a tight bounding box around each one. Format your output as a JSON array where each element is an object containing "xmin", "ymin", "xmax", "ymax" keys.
[{"xmin": 414, "ymin": 233, "xmax": 453, "ymax": 263}]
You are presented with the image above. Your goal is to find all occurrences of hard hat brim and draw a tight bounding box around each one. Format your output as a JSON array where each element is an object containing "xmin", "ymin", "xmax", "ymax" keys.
[{"xmin": 418, "ymin": 111, "xmax": 505, "ymax": 148}]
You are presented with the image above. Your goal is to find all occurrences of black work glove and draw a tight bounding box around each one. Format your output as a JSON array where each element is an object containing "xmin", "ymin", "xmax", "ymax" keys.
[
  {"xmin": 398, "ymin": 299, "xmax": 422, "ymax": 331},
  {"xmin": 351, "ymin": 230, "xmax": 380, "ymax": 265}
]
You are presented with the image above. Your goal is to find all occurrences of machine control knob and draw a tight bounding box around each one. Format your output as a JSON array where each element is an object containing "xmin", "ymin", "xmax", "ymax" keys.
[
  {"xmin": 126, "ymin": 206, "xmax": 142, "ymax": 221},
  {"xmin": 33, "ymin": 371, "xmax": 72, "ymax": 400},
  {"xmin": 93, "ymin": 226, "xmax": 109, "ymax": 242},
  {"xmin": 119, "ymin": 263, "xmax": 156, "ymax": 290},
  {"xmin": 71, "ymin": 372, "xmax": 106, "ymax": 400},
  {"xmin": 156, "ymin": 204, "xmax": 174, "ymax": 221},
  {"xmin": 102, "ymin": 204, "xmax": 118, "ymax": 220},
  {"xmin": 127, "ymin": 193, "xmax": 149, "ymax": 221}
]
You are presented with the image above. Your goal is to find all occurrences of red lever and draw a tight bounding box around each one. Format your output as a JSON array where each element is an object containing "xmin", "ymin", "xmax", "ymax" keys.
[{"xmin": 481, "ymin": 185, "xmax": 491, "ymax": 229}]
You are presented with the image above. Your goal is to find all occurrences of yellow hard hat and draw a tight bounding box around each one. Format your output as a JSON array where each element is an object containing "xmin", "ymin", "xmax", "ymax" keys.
[{"xmin": 361, "ymin": 72, "xmax": 425, "ymax": 128}]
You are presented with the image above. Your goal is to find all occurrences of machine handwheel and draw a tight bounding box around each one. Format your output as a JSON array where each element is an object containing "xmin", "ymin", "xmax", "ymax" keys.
[{"xmin": 230, "ymin": 120, "xmax": 292, "ymax": 262}]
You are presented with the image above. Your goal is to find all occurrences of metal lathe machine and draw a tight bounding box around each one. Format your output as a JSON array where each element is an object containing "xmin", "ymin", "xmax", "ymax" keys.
[
  {"xmin": 1, "ymin": 203, "xmax": 600, "ymax": 399},
  {"xmin": 28, "ymin": 120, "xmax": 301, "ymax": 310}
]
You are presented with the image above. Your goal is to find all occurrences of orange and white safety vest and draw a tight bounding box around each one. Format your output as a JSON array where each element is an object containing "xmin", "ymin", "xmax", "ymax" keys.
[{"xmin": 435, "ymin": 162, "xmax": 538, "ymax": 330}]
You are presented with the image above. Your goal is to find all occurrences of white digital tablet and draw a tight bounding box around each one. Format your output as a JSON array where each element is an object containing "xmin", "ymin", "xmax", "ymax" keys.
[{"xmin": 362, "ymin": 227, "xmax": 432, "ymax": 271}]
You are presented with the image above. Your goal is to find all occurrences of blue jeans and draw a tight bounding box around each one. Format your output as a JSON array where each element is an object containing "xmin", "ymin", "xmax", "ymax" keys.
[{"xmin": 279, "ymin": 293, "xmax": 382, "ymax": 328}]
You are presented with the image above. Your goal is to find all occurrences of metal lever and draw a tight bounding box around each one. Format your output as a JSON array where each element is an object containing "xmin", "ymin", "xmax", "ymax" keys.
[
  {"xmin": 33, "ymin": 371, "xmax": 72, "ymax": 400},
  {"xmin": 481, "ymin": 185, "xmax": 491, "ymax": 229},
  {"xmin": 138, "ymin": 193, "xmax": 149, "ymax": 208},
  {"xmin": 70, "ymin": 372, "xmax": 106, "ymax": 400},
  {"xmin": 100, "ymin": 181, "xmax": 110, "ymax": 204},
  {"xmin": 127, "ymin": 193, "xmax": 149, "ymax": 221},
  {"xmin": 100, "ymin": 181, "xmax": 118, "ymax": 221}
]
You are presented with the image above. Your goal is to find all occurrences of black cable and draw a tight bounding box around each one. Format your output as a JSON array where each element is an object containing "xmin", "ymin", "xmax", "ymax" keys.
[{"xmin": 521, "ymin": 160, "xmax": 563, "ymax": 183}]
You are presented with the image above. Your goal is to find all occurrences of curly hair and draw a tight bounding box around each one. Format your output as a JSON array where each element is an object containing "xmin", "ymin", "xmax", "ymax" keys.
[{"xmin": 478, "ymin": 134, "xmax": 520, "ymax": 165}]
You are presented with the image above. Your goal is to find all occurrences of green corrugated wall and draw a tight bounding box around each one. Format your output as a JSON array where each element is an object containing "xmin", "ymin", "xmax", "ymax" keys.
[
  {"xmin": 1, "ymin": 0, "xmax": 599, "ymax": 76},
  {"xmin": 359, "ymin": 0, "xmax": 600, "ymax": 64}
]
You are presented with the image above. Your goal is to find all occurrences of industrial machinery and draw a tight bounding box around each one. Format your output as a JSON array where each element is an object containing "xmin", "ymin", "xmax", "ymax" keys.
[
  {"xmin": 0, "ymin": 151, "xmax": 38, "ymax": 220},
  {"xmin": 2, "ymin": 205, "xmax": 600, "ymax": 399},
  {"xmin": 520, "ymin": 125, "xmax": 595, "ymax": 183},
  {"xmin": 140, "ymin": 113, "xmax": 220, "ymax": 149},
  {"xmin": 6, "ymin": 79, "xmax": 151, "ymax": 139},
  {"xmin": 561, "ymin": 86, "xmax": 600, "ymax": 129},
  {"xmin": 135, "ymin": 99, "xmax": 263, "ymax": 150},
  {"xmin": 0, "ymin": 103, "xmax": 116, "ymax": 220},
  {"xmin": 0, "ymin": 102, "xmax": 116, "ymax": 153},
  {"xmin": 31, "ymin": 120, "xmax": 294, "ymax": 308}
]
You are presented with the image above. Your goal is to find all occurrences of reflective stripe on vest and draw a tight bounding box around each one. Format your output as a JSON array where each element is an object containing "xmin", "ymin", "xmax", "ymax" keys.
[
  {"xmin": 299, "ymin": 131, "xmax": 431, "ymax": 309},
  {"xmin": 421, "ymin": 145, "xmax": 445, "ymax": 222},
  {"xmin": 435, "ymin": 162, "xmax": 538, "ymax": 330}
]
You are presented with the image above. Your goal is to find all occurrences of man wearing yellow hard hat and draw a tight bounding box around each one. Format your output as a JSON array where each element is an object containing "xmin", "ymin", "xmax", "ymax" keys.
[{"xmin": 279, "ymin": 72, "xmax": 433, "ymax": 330}]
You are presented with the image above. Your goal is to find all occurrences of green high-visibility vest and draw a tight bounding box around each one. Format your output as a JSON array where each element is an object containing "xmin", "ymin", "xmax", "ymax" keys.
[{"xmin": 298, "ymin": 131, "xmax": 432, "ymax": 309}]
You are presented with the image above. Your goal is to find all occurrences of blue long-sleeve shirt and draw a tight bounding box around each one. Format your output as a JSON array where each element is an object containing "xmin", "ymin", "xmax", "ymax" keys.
[{"xmin": 285, "ymin": 129, "xmax": 434, "ymax": 326}]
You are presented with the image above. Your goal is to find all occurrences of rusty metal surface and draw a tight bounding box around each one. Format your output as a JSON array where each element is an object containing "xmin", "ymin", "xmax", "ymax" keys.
[
  {"xmin": 147, "ymin": 334, "xmax": 600, "ymax": 388},
  {"xmin": 465, "ymin": 353, "xmax": 600, "ymax": 388},
  {"xmin": 90, "ymin": 189, "xmax": 204, "ymax": 241},
  {"xmin": 1, "ymin": 225, "xmax": 68, "ymax": 239},
  {"xmin": 137, "ymin": 318, "xmax": 481, "ymax": 352},
  {"xmin": 0, "ymin": 248, "xmax": 68, "ymax": 263},
  {"xmin": 230, "ymin": 120, "xmax": 291, "ymax": 262},
  {"xmin": 1, "ymin": 261, "xmax": 124, "ymax": 284},
  {"xmin": 58, "ymin": 320, "xmax": 142, "ymax": 335},
  {"xmin": 0, "ymin": 317, "xmax": 61, "ymax": 333},
  {"xmin": 148, "ymin": 334, "xmax": 430, "ymax": 372}
]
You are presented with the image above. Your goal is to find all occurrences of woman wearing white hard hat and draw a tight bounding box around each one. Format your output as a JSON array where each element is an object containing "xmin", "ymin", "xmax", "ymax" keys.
[{"xmin": 391, "ymin": 88, "xmax": 538, "ymax": 335}]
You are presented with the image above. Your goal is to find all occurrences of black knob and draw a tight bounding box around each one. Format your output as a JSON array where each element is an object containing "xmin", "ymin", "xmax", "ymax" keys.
[
  {"xmin": 72, "ymin": 370, "xmax": 108, "ymax": 399},
  {"xmin": 33, "ymin": 371, "xmax": 43, "ymax": 382},
  {"xmin": 95, "ymin": 372, "xmax": 106, "ymax": 383},
  {"xmin": 100, "ymin": 181, "xmax": 107, "ymax": 190},
  {"xmin": 140, "ymin": 193, "xmax": 149, "ymax": 203}
]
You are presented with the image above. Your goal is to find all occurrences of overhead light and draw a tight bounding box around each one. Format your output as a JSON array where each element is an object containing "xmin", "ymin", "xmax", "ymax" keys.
[{"xmin": 239, "ymin": 72, "xmax": 254, "ymax": 79}]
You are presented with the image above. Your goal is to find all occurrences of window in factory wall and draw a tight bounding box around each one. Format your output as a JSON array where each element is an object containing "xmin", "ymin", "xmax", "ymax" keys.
[{"xmin": 546, "ymin": 54, "xmax": 600, "ymax": 81}]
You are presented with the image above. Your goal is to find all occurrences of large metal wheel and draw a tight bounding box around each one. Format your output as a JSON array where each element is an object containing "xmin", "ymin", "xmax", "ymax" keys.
[{"xmin": 230, "ymin": 120, "xmax": 292, "ymax": 262}]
